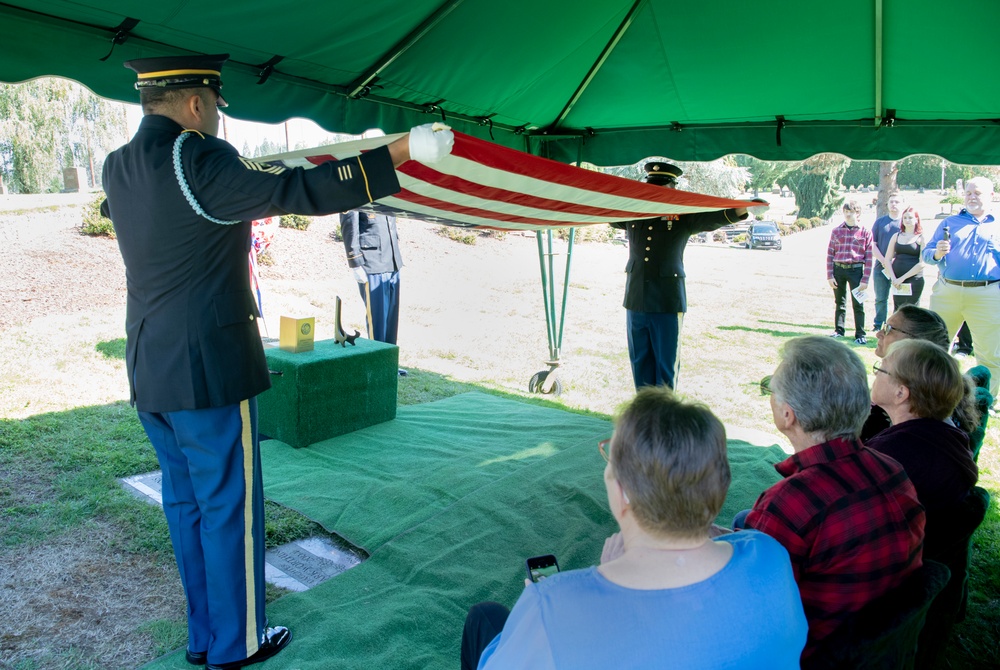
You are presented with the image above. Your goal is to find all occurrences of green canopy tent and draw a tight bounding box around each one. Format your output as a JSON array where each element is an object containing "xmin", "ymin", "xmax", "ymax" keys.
[
  {"xmin": 4, "ymin": 0, "xmax": 999, "ymax": 391},
  {"xmin": 3, "ymin": 0, "xmax": 1000, "ymax": 165}
]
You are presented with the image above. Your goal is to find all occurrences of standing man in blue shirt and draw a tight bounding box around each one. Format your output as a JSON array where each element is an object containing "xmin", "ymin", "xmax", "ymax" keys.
[
  {"xmin": 871, "ymin": 191, "xmax": 904, "ymax": 332},
  {"xmin": 922, "ymin": 177, "xmax": 1000, "ymax": 398}
]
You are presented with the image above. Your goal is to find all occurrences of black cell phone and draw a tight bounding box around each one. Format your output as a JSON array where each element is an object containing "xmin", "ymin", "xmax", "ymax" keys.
[{"xmin": 525, "ymin": 554, "xmax": 560, "ymax": 583}]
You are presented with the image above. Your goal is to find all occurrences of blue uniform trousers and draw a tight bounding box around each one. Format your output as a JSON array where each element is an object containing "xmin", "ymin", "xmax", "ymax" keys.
[
  {"xmin": 358, "ymin": 270, "xmax": 401, "ymax": 344},
  {"xmin": 138, "ymin": 399, "xmax": 265, "ymax": 665},
  {"xmin": 626, "ymin": 310, "xmax": 684, "ymax": 390}
]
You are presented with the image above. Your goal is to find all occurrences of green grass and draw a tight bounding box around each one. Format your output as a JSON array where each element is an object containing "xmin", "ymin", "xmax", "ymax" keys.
[
  {"xmin": 0, "ymin": 403, "xmax": 337, "ymax": 556},
  {"xmin": 0, "ymin": 403, "xmax": 164, "ymax": 552}
]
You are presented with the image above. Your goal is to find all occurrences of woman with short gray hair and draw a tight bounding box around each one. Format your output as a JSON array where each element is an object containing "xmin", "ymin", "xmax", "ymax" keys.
[
  {"xmin": 744, "ymin": 335, "xmax": 923, "ymax": 659},
  {"xmin": 769, "ymin": 335, "xmax": 871, "ymax": 442}
]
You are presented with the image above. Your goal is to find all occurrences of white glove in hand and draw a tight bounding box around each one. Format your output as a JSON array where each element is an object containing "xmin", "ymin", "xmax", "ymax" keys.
[
  {"xmin": 748, "ymin": 198, "xmax": 770, "ymax": 218},
  {"xmin": 352, "ymin": 266, "xmax": 368, "ymax": 284},
  {"xmin": 408, "ymin": 122, "xmax": 454, "ymax": 164}
]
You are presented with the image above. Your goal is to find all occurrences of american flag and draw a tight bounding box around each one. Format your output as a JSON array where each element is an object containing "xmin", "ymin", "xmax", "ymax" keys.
[{"xmin": 260, "ymin": 130, "xmax": 759, "ymax": 230}]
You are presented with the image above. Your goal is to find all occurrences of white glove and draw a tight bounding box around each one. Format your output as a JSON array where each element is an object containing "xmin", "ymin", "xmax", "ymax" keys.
[
  {"xmin": 352, "ymin": 266, "xmax": 368, "ymax": 284},
  {"xmin": 748, "ymin": 198, "xmax": 770, "ymax": 218},
  {"xmin": 408, "ymin": 122, "xmax": 454, "ymax": 164}
]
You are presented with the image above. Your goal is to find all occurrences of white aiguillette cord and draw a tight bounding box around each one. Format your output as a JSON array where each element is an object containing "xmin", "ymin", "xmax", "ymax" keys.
[{"xmin": 173, "ymin": 131, "xmax": 241, "ymax": 225}]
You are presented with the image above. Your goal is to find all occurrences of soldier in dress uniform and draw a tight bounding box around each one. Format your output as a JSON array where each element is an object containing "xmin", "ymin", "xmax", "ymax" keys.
[
  {"xmin": 100, "ymin": 53, "xmax": 453, "ymax": 669},
  {"xmin": 341, "ymin": 209, "xmax": 405, "ymax": 353},
  {"xmin": 611, "ymin": 162, "xmax": 753, "ymax": 390}
]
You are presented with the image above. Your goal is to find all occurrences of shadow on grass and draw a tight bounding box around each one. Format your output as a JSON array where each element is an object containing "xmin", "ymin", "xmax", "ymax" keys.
[
  {"xmin": 758, "ymin": 319, "xmax": 830, "ymax": 331},
  {"xmin": 396, "ymin": 366, "xmax": 611, "ymax": 421},
  {"xmin": 718, "ymin": 324, "xmax": 811, "ymax": 339}
]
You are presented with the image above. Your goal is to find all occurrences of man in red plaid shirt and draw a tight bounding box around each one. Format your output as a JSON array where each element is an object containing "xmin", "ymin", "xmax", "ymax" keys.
[
  {"xmin": 826, "ymin": 200, "xmax": 873, "ymax": 344},
  {"xmin": 745, "ymin": 336, "xmax": 924, "ymax": 661}
]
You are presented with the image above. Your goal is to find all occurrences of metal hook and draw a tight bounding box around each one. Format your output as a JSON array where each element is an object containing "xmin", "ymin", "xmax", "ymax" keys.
[{"xmin": 99, "ymin": 17, "xmax": 140, "ymax": 62}]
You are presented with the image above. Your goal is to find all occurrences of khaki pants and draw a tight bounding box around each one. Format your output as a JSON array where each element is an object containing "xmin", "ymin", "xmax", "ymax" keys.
[{"xmin": 929, "ymin": 279, "xmax": 1000, "ymax": 397}]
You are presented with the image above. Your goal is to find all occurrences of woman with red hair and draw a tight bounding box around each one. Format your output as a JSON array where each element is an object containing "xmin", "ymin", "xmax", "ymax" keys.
[{"xmin": 884, "ymin": 206, "xmax": 926, "ymax": 308}]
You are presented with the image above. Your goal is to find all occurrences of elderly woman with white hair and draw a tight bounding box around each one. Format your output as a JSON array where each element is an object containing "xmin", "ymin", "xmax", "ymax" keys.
[{"xmin": 461, "ymin": 387, "xmax": 807, "ymax": 670}]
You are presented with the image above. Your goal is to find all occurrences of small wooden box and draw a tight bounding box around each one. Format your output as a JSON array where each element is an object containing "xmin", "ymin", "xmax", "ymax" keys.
[{"xmin": 279, "ymin": 315, "xmax": 315, "ymax": 353}]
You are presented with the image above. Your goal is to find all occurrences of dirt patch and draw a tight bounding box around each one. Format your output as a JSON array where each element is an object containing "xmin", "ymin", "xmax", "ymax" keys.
[
  {"xmin": 0, "ymin": 201, "xmax": 126, "ymax": 332},
  {"xmin": 0, "ymin": 521, "xmax": 185, "ymax": 670}
]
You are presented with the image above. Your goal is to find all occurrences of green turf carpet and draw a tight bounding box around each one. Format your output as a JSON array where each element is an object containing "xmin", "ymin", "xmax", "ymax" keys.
[{"xmin": 143, "ymin": 392, "xmax": 786, "ymax": 670}]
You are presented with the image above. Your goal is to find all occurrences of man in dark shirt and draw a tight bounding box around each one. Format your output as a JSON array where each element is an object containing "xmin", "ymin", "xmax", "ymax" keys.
[
  {"xmin": 871, "ymin": 191, "xmax": 904, "ymax": 331},
  {"xmin": 610, "ymin": 163, "xmax": 750, "ymax": 390},
  {"xmin": 101, "ymin": 53, "xmax": 453, "ymax": 669}
]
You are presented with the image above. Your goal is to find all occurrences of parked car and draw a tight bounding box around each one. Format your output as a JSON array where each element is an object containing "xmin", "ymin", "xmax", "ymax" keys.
[{"xmin": 745, "ymin": 221, "xmax": 782, "ymax": 250}]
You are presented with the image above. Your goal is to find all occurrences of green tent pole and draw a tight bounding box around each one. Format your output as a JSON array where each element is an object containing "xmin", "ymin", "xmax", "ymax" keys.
[
  {"xmin": 546, "ymin": 229, "xmax": 558, "ymax": 360},
  {"xmin": 536, "ymin": 231, "xmax": 556, "ymax": 359},
  {"xmin": 556, "ymin": 227, "xmax": 575, "ymax": 353}
]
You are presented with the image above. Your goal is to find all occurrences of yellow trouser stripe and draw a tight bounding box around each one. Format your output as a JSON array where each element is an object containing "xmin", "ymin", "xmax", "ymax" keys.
[
  {"xmin": 357, "ymin": 156, "xmax": 373, "ymax": 202},
  {"xmin": 240, "ymin": 400, "xmax": 259, "ymax": 655}
]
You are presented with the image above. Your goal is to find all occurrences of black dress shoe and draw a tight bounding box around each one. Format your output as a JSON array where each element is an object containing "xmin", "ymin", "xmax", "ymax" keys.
[
  {"xmin": 206, "ymin": 627, "xmax": 292, "ymax": 670},
  {"xmin": 186, "ymin": 649, "xmax": 207, "ymax": 665}
]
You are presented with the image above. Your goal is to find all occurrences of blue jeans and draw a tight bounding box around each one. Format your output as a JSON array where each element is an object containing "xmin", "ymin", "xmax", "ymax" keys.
[{"xmin": 873, "ymin": 264, "xmax": 891, "ymax": 329}]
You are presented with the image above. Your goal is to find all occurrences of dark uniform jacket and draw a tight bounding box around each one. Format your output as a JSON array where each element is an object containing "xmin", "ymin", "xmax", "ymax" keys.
[
  {"xmin": 102, "ymin": 114, "xmax": 400, "ymax": 413},
  {"xmin": 611, "ymin": 209, "xmax": 744, "ymax": 313},
  {"xmin": 341, "ymin": 210, "xmax": 403, "ymax": 274}
]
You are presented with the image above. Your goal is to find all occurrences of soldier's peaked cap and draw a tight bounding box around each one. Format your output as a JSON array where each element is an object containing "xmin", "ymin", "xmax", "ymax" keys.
[
  {"xmin": 125, "ymin": 53, "xmax": 230, "ymax": 107},
  {"xmin": 645, "ymin": 162, "xmax": 682, "ymax": 184}
]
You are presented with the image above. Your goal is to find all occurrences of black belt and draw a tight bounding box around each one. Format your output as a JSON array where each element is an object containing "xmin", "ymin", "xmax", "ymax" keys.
[
  {"xmin": 942, "ymin": 278, "xmax": 1000, "ymax": 288},
  {"xmin": 834, "ymin": 262, "xmax": 863, "ymax": 269}
]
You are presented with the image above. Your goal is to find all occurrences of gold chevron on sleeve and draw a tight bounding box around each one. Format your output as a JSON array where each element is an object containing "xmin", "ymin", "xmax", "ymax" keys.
[{"xmin": 239, "ymin": 157, "xmax": 286, "ymax": 174}]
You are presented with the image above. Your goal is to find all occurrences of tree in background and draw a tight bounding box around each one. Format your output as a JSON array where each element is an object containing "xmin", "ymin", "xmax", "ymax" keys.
[
  {"xmin": 843, "ymin": 156, "xmax": 977, "ymax": 191},
  {"xmin": 0, "ymin": 79, "xmax": 65, "ymax": 193},
  {"xmin": 733, "ymin": 155, "xmax": 798, "ymax": 197},
  {"xmin": 875, "ymin": 161, "xmax": 899, "ymax": 217},
  {"xmin": 785, "ymin": 154, "xmax": 850, "ymax": 219},
  {"xmin": 0, "ymin": 78, "xmax": 127, "ymax": 193}
]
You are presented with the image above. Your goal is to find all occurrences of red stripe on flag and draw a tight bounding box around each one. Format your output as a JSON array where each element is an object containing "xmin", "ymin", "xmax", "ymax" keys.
[
  {"xmin": 396, "ymin": 163, "xmax": 655, "ymax": 219},
  {"xmin": 447, "ymin": 131, "xmax": 748, "ymax": 210},
  {"xmin": 394, "ymin": 188, "xmax": 600, "ymax": 227},
  {"xmin": 305, "ymin": 155, "xmax": 337, "ymax": 165}
]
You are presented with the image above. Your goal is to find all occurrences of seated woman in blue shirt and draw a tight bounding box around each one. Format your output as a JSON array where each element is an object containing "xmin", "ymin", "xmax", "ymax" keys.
[{"xmin": 461, "ymin": 387, "xmax": 807, "ymax": 670}]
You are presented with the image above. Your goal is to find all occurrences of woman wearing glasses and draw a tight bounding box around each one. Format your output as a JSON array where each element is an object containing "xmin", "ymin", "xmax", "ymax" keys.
[
  {"xmin": 864, "ymin": 305, "xmax": 986, "ymax": 457},
  {"xmin": 461, "ymin": 387, "xmax": 806, "ymax": 670},
  {"xmin": 868, "ymin": 339, "xmax": 978, "ymax": 513}
]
